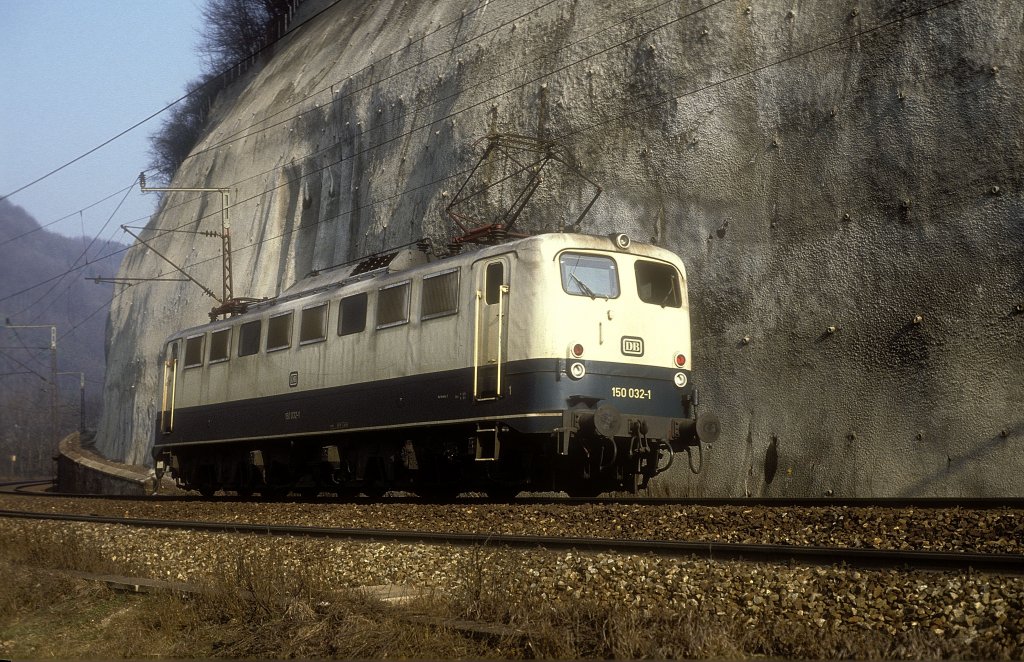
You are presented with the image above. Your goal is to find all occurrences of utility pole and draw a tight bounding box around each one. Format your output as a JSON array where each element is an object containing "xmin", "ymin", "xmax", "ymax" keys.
[
  {"xmin": 58, "ymin": 371, "xmax": 85, "ymax": 437},
  {"xmin": 138, "ymin": 172, "xmax": 239, "ymax": 318},
  {"xmin": 3, "ymin": 321, "xmax": 59, "ymax": 448}
]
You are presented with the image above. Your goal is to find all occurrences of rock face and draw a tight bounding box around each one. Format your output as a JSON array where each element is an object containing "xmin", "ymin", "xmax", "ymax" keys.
[{"xmin": 98, "ymin": 0, "xmax": 1023, "ymax": 496}]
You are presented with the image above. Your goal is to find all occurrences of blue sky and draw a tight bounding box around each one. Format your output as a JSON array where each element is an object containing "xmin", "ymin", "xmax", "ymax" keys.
[{"xmin": 0, "ymin": 1, "xmax": 206, "ymax": 241}]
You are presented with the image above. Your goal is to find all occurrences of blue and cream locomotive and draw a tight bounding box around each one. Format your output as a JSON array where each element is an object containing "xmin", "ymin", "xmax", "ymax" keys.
[{"xmin": 153, "ymin": 232, "xmax": 719, "ymax": 497}]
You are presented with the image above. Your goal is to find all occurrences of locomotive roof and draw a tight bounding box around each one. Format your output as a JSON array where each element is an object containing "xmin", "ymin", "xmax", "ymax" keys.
[{"xmin": 169, "ymin": 232, "xmax": 683, "ymax": 338}]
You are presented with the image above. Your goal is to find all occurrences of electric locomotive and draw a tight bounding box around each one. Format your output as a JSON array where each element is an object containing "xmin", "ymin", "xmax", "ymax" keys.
[{"xmin": 152, "ymin": 232, "xmax": 720, "ymax": 497}]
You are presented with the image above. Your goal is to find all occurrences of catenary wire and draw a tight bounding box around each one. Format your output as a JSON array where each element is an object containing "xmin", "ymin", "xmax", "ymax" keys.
[
  {"xmin": 128, "ymin": 0, "xmax": 733, "ymax": 244},
  {"xmin": 96, "ymin": 0, "xmax": 571, "ymax": 234},
  {"xmin": 184, "ymin": 0, "xmax": 554, "ymax": 162},
  {"xmin": 140, "ymin": 0, "xmax": 974, "ymax": 280},
  {"xmin": 0, "ymin": 184, "xmax": 136, "ymax": 249},
  {"xmin": 95, "ymin": 0, "xmax": 702, "ymax": 236},
  {"xmin": 15, "ymin": 181, "xmax": 135, "ymax": 322},
  {"xmin": 0, "ymin": 0, "xmax": 349, "ymax": 204},
  {"xmin": 190, "ymin": 0, "xmax": 699, "ymax": 164},
  {"xmin": 556, "ymin": 0, "xmax": 967, "ymax": 143},
  {"xmin": 0, "ymin": 0, "xmax": 497, "ymax": 235},
  {"xmin": 0, "ymin": 0, "xmax": 971, "ymax": 311},
  {"xmin": 0, "ymin": 0, "xmax": 976, "ymax": 318},
  {"xmin": 0, "ymin": 350, "xmax": 49, "ymax": 383}
]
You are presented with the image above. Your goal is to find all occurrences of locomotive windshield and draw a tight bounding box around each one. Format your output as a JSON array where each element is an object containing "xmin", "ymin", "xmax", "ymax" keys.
[
  {"xmin": 635, "ymin": 260, "xmax": 682, "ymax": 308},
  {"xmin": 559, "ymin": 253, "xmax": 619, "ymax": 299}
]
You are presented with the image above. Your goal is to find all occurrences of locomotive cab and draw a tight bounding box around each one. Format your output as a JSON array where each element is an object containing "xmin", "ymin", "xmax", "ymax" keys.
[{"xmin": 472, "ymin": 233, "xmax": 719, "ymax": 495}]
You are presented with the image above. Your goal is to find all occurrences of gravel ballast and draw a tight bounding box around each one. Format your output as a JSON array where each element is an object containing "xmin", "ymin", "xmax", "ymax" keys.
[
  {"xmin": 0, "ymin": 493, "xmax": 1022, "ymax": 656},
  {"xmin": 0, "ymin": 494, "xmax": 1020, "ymax": 554}
]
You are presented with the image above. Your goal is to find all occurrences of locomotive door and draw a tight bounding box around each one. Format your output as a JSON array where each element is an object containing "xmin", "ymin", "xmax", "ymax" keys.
[
  {"xmin": 473, "ymin": 257, "xmax": 510, "ymax": 401},
  {"xmin": 159, "ymin": 340, "xmax": 180, "ymax": 434}
]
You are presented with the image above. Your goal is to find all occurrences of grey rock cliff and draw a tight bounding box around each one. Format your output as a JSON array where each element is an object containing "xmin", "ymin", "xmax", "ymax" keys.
[{"xmin": 98, "ymin": 0, "xmax": 1023, "ymax": 496}]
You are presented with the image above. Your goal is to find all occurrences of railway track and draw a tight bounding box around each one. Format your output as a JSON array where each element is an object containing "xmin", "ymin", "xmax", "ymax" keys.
[
  {"xmin": 1, "ymin": 506, "xmax": 1021, "ymax": 575},
  {"xmin": 5, "ymin": 480, "xmax": 1024, "ymax": 510}
]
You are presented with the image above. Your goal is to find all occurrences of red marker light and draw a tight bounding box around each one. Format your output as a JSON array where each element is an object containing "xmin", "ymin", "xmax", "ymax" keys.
[
  {"xmin": 572, "ymin": 343, "xmax": 585, "ymax": 358},
  {"xmin": 674, "ymin": 353, "xmax": 686, "ymax": 367}
]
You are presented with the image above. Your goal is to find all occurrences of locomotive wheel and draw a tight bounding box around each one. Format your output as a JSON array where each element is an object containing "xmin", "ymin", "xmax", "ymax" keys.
[
  {"xmin": 362, "ymin": 483, "xmax": 387, "ymax": 499},
  {"xmin": 416, "ymin": 486, "xmax": 461, "ymax": 501},
  {"xmin": 565, "ymin": 484, "xmax": 603, "ymax": 498},
  {"xmin": 485, "ymin": 486, "xmax": 522, "ymax": 501}
]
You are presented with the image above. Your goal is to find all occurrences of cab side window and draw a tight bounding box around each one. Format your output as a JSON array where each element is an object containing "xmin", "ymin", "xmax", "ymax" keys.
[
  {"xmin": 267, "ymin": 312, "xmax": 293, "ymax": 352},
  {"xmin": 299, "ymin": 303, "xmax": 328, "ymax": 344},
  {"xmin": 634, "ymin": 260, "xmax": 682, "ymax": 308},
  {"xmin": 238, "ymin": 320, "xmax": 261, "ymax": 357},
  {"xmin": 209, "ymin": 328, "xmax": 231, "ymax": 363},
  {"xmin": 338, "ymin": 293, "xmax": 368, "ymax": 336},
  {"xmin": 183, "ymin": 334, "xmax": 205, "ymax": 368},
  {"xmin": 484, "ymin": 263, "xmax": 504, "ymax": 305}
]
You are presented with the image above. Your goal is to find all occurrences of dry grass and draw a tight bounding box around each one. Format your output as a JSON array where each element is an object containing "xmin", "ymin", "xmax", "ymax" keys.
[
  {"xmin": 0, "ymin": 527, "xmax": 1019, "ymax": 659},
  {"xmin": 0, "ymin": 533, "xmax": 494, "ymax": 659},
  {"xmin": 444, "ymin": 548, "xmax": 1017, "ymax": 660}
]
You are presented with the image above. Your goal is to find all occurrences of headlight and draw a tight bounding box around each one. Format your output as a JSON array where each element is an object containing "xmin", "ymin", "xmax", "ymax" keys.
[
  {"xmin": 568, "ymin": 361, "xmax": 586, "ymax": 380},
  {"xmin": 673, "ymin": 371, "xmax": 688, "ymax": 388}
]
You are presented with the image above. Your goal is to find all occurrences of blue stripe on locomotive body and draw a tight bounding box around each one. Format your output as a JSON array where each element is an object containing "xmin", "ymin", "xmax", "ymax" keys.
[{"xmin": 153, "ymin": 359, "xmax": 694, "ymax": 447}]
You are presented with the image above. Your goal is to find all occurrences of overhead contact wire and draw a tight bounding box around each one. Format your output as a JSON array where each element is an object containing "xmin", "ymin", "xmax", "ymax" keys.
[
  {"xmin": 0, "ymin": 0, "xmax": 970, "ymax": 315},
  {"xmin": 185, "ymin": 0, "xmax": 553, "ymax": 162},
  {"xmin": 0, "ymin": 0, "xmax": 349, "ymax": 203},
  {"xmin": 17, "ymin": 180, "xmax": 135, "ymax": 322},
  {"xmin": 141, "ymin": 0, "xmax": 969, "ymax": 284},
  {"xmin": 131, "ymin": 0, "xmax": 731, "ymax": 244}
]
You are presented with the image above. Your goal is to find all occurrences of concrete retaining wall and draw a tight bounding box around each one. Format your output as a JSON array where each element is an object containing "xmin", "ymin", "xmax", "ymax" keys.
[{"xmin": 56, "ymin": 433, "xmax": 154, "ymax": 496}]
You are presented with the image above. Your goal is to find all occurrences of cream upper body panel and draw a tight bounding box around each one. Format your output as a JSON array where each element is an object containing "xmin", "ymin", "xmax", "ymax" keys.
[
  {"xmin": 163, "ymin": 233, "xmax": 693, "ymax": 408},
  {"xmin": 508, "ymin": 234, "xmax": 692, "ymax": 371}
]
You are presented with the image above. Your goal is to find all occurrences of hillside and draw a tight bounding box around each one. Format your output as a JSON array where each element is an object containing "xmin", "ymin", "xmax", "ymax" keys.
[
  {"xmin": 0, "ymin": 199, "xmax": 126, "ymax": 474},
  {"xmin": 97, "ymin": 0, "xmax": 1022, "ymax": 495}
]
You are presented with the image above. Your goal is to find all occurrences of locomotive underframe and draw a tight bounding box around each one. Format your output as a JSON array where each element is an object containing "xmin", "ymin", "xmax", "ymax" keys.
[
  {"xmin": 154, "ymin": 407, "xmax": 704, "ymax": 498},
  {"xmin": 153, "ymin": 359, "xmax": 714, "ymax": 497}
]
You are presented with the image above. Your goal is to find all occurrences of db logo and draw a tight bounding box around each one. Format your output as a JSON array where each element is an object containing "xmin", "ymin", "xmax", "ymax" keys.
[{"xmin": 621, "ymin": 336, "xmax": 644, "ymax": 356}]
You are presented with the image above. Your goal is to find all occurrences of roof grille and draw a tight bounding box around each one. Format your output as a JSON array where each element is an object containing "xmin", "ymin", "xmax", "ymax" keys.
[{"xmin": 351, "ymin": 252, "xmax": 398, "ymax": 276}]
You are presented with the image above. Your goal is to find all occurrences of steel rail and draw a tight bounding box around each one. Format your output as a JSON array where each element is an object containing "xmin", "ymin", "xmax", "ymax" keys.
[
  {"xmin": 3, "ymin": 481, "xmax": 1024, "ymax": 511},
  {"xmin": 1, "ymin": 508, "xmax": 1021, "ymax": 576}
]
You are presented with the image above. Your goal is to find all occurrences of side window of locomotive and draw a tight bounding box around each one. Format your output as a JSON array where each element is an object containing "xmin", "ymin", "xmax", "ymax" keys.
[
  {"xmin": 238, "ymin": 320, "xmax": 261, "ymax": 357},
  {"xmin": 183, "ymin": 334, "xmax": 205, "ymax": 368},
  {"xmin": 299, "ymin": 303, "xmax": 328, "ymax": 344},
  {"xmin": 634, "ymin": 260, "xmax": 682, "ymax": 308},
  {"xmin": 266, "ymin": 312, "xmax": 293, "ymax": 352},
  {"xmin": 209, "ymin": 328, "xmax": 231, "ymax": 363},
  {"xmin": 421, "ymin": 268, "xmax": 459, "ymax": 320},
  {"xmin": 338, "ymin": 292, "xmax": 368, "ymax": 336},
  {"xmin": 484, "ymin": 262, "xmax": 504, "ymax": 305},
  {"xmin": 376, "ymin": 281, "xmax": 410, "ymax": 329},
  {"xmin": 559, "ymin": 253, "xmax": 619, "ymax": 299}
]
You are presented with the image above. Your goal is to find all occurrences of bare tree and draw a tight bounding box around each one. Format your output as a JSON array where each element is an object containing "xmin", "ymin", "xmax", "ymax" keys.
[
  {"xmin": 147, "ymin": 73, "xmax": 218, "ymax": 184},
  {"xmin": 148, "ymin": 0, "xmax": 296, "ymax": 183},
  {"xmin": 198, "ymin": 0, "xmax": 272, "ymax": 70}
]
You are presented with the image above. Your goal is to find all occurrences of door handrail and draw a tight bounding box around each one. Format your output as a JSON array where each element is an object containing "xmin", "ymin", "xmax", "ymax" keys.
[
  {"xmin": 473, "ymin": 282, "xmax": 509, "ymax": 402},
  {"xmin": 495, "ymin": 284, "xmax": 508, "ymax": 395},
  {"xmin": 160, "ymin": 356, "xmax": 178, "ymax": 434},
  {"xmin": 473, "ymin": 290, "xmax": 482, "ymax": 399},
  {"xmin": 169, "ymin": 358, "xmax": 177, "ymax": 431}
]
